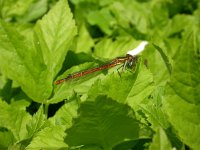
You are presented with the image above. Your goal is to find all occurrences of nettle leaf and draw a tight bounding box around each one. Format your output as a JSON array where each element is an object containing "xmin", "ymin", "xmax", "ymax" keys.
[
  {"xmin": 114, "ymin": 139, "xmax": 151, "ymax": 150},
  {"xmin": 169, "ymin": 30, "xmax": 200, "ymax": 104},
  {"xmin": 163, "ymin": 29, "xmax": 200, "ymax": 149},
  {"xmin": 125, "ymin": 63, "xmax": 154, "ymax": 110},
  {"xmin": 164, "ymin": 14, "xmax": 196, "ymax": 38},
  {"xmin": 8, "ymin": 106, "xmax": 49, "ymax": 149},
  {"xmin": 0, "ymin": 99, "xmax": 31, "ymax": 142},
  {"xmin": 34, "ymin": 0, "xmax": 77, "ymax": 81},
  {"xmin": 88, "ymin": 62, "xmax": 154, "ymax": 110},
  {"xmin": 75, "ymin": 24, "xmax": 94, "ymax": 54},
  {"xmin": 65, "ymin": 96, "xmax": 141, "ymax": 149},
  {"xmin": 0, "ymin": 20, "xmax": 48, "ymax": 102},
  {"xmin": 0, "ymin": 130, "xmax": 15, "ymax": 149},
  {"xmin": 87, "ymin": 8, "xmax": 116, "ymax": 35},
  {"xmin": 142, "ymin": 43, "xmax": 171, "ymax": 86},
  {"xmin": 109, "ymin": 0, "xmax": 151, "ymax": 34},
  {"xmin": 26, "ymin": 106, "xmax": 48, "ymax": 139},
  {"xmin": 88, "ymin": 71, "xmax": 138, "ymax": 104},
  {"xmin": 49, "ymin": 96, "xmax": 124, "ymax": 149},
  {"xmin": 94, "ymin": 37, "xmax": 141, "ymax": 59},
  {"xmin": 1, "ymin": 0, "xmax": 48, "ymax": 22},
  {"xmin": 153, "ymin": 44, "xmax": 172, "ymax": 74},
  {"xmin": 0, "ymin": 0, "xmax": 34, "ymax": 19},
  {"xmin": 0, "ymin": 0, "xmax": 77, "ymax": 102},
  {"xmin": 49, "ymin": 98, "xmax": 79, "ymax": 128},
  {"xmin": 149, "ymin": 127, "xmax": 172, "ymax": 150},
  {"xmin": 163, "ymin": 89, "xmax": 200, "ymax": 150},
  {"xmin": 26, "ymin": 126, "xmax": 68, "ymax": 150},
  {"xmin": 17, "ymin": 0, "xmax": 48, "ymax": 22},
  {"xmin": 26, "ymin": 100, "xmax": 78, "ymax": 149},
  {"xmin": 139, "ymin": 87, "xmax": 170, "ymax": 130}
]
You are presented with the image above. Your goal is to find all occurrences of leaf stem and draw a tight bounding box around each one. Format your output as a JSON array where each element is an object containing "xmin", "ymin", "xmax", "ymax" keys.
[{"xmin": 44, "ymin": 103, "xmax": 49, "ymax": 117}]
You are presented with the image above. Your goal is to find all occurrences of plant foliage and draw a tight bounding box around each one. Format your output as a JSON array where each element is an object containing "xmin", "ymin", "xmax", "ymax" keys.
[{"xmin": 0, "ymin": 0, "xmax": 200, "ymax": 149}]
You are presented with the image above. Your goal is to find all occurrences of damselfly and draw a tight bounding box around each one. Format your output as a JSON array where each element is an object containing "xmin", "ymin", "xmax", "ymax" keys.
[
  {"xmin": 54, "ymin": 41, "xmax": 148, "ymax": 85},
  {"xmin": 55, "ymin": 54, "xmax": 137, "ymax": 84}
]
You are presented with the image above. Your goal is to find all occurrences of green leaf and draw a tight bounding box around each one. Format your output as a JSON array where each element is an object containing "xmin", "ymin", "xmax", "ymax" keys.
[
  {"xmin": 70, "ymin": 0, "xmax": 99, "ymax": 5},
  {"xmin": 110, "ymin": 0, "xmax": 168, "ymax": 34},
  {"xmin": 153, "ymin": 44, "xmax": 172, "ymax": 74},
  {"xmin": 113, "ymin": 139, "xmax": 150, "ymax": 150},
  {"xmin": 16, "ymin": 0, "xmax": 48, "ymax": 22},
  {"xmin": 65, "ymin": 96, "xmax": 141, "ymax": 149},
  {"xmin": 1, "ymin": 0, "xmax": 200, "ymax": 148},
  {"xmin": 87, "ymin": 8, "xmax": 116, "ymax": 35},
  {"xmin": 26, "ymin": 126, "xmax": 68, "ymax": 150},
  {"xmin": 0, "ymin": 79, "xmax": 13, "ymax": 102},
  {"xmin": 58, "ymin": 51, "xmax": 96, "ymax": 73},
  {"xmin": 16, "ymin": 106, "xmax": 53, "ymax": 149},
  {"xmin": 0, "ymin": 99, "xmax": 31, "ymax": 141},
  {"xmin": 49, "ymin": 98, "xmax": 79, "ymax": 128},
  {"xmin": 71, "ymin": 0, "xmax": 99, "ymax": 25},
  {"xmin": 0, "ymin": 0, "xmax": 77, "ymax": 102},
  {"xmin": 163, "ymin": 89, "xmax": 200, "ymax": 150},
  {"xmin": 139, "ymin": 87, "xmax": 170, "ymax": 130},
  {"xmin": 94, "ymin": 37, "xmax": 141, "ymax": 59},
  {"xmin": 125, "ymin": 63, "xmax": 154, "ymax": 110},
  {"xmin": 10, "ymin": 93, "xmax": 31, "ymax": 110},
  {"xmin": 26, "ymin": 106, "xmax": 48, "ymax": 139},
  {"xmin": 149, "ymin": 127, "xmax": 172, "ymax": 150},
  {"xmin": 34, "ymin": 0, "xmax": 77, "ymax": 81},
  {"xmin": 0, "ymin": 20, "xmax": 50, "ymax": 102},
  {"xmin": 12, "ymin": 98, "xmax": 30, "ymax": 109},
  {"xmin": 0, "ymin": 0, "xmax": 35, "ymax": 20},
  {"xmin": 142, "ymin": 43, "xmax": 171, "ymax": 86},
  {"xmin": 88, "ymin": 71, "xmax": 138, "ymax": 104},
  {"xmin": 169, "ymin": 30, "xmax": 200, "ymax": 104},
  {"xmin": 99, "ymin": 0, "xmax": 115, "ymax": 6},
  {"xmin": 110, "ymin": 0, "xmax": 148, "ymax": 32},
  {"xmin": 1, "ymin": 0, "xmax": 48, "ymax": 22},
  {"xmin": 164, "ymin": 14, "xmax": 196, "ymax": 37},
  {"xmin": 167, "ymin": 0, "xmax": 198, "ymax": 17},
  {"xmin": 0, "ymin": 130, "xmax": 15, "ymax": 149},
  {"xmin": 163, "ymin": 29, "xmax": 200, "ymax": 149},
  {"xmin": 0, "ymin": 74, "xmax": 7, "ymax": 90},
  {"xmin": 75, "ymin": 24, "xmax": 94, "ymax": 54},
  {"xmin": 88, "ymin": 62, "xmax": 154, "ymax": 110}
]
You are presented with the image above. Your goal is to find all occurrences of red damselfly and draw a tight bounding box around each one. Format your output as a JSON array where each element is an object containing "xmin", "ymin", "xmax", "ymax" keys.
[
  {"xmin": 54, "ymin": 41, "xmax": 149, "ymax": 85},
  {"xmin": 55, "ymin": 54, "xmax": 137, "ymax": 85}
]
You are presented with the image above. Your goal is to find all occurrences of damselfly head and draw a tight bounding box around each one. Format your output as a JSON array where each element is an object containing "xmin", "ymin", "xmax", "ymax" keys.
[{"xmin": 126, "ymin": 54, "xmax": 138, "ymax": 68}]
